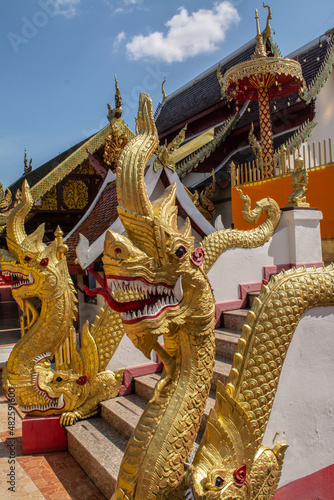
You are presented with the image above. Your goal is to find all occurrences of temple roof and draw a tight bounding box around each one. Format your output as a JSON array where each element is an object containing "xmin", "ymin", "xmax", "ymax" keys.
[
  {"xmin": 155, "ymin": 40, "xmax": 256, "ymax": 135},
  {"xmin": 9, "ymin": 137, "xmax": 90, "ymax": 196},
  {"xmin": 156, "ymin": 29, "xmax": 333, "ymax": 139}
]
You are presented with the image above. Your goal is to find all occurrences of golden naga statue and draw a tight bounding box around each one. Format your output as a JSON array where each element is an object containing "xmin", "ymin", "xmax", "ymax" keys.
[
  {"xmin": 85, "ymin": 93, "xmax": 291, "ymax": 499},
  {"xmin": 0, "ymin": 182, "xmax": 124, "ymax": 426},
  {"xmin": 189, "ymin": 263, "xmax": 334, "ymax": 498}
]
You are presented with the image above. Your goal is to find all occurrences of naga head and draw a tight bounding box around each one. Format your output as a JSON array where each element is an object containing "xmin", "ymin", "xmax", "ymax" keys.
[
  {"xmin": 188, "ymin": 382, "xmax": 288, "ymax": 499},
  {"xmin": 0, "ymin": 181, "xmax": 73, "ymax": 311},
  {"xmin": 188, "ymin": 382, "xmax": 256, "ymax": 499},
  {"xmin": 15, "ymin": 352, "xmax": 91, "ymax": 417},
  {"xmin": 87, "ymin": 93, "xmax": 214, "ymax": 358}
]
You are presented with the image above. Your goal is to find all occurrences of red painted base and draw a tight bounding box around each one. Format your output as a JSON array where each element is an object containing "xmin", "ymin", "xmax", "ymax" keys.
[
  {"xmin": 22, "ymin": 415, "xmax": 67, "ymax": 454},
  {"xmin": 273, "ymin": 464, "xmax": 334, "ymax": 500}
]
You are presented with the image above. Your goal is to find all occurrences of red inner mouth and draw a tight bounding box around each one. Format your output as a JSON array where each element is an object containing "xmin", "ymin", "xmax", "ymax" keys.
[
  {"xmin": 83, "ymin": 275, "xmax": 176, "ymax": 318},
  {"xmin": 84, "ymin": 285, "xmax": 165, "ymax": 313}
]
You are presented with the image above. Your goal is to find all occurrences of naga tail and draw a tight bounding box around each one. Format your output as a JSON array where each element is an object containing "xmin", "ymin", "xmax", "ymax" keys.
[{"xmin": 201, "ymin": 189, "xmax": 281, "ymax": 274}]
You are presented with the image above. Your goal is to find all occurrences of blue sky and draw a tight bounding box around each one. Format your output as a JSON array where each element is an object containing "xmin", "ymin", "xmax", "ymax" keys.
[{"xmin": 1, "ymin": 0, "xmax": 334, "ymax": 189}]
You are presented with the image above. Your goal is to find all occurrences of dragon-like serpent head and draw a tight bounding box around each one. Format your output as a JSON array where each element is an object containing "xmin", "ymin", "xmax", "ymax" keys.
[
  {"xmin": 187, "ymin": 382, "xmax": 288, "ymax": 499},
  {"xmin": 15, "ymin": 353, "xmax": 90, "ymax": 417},
  {"xmin": 86, "ymin": 93, "xmax": 215, "ymax": 358},
  {"xmin": 0, "ymin": 181, "xmax": 73, "ymax": 312}
]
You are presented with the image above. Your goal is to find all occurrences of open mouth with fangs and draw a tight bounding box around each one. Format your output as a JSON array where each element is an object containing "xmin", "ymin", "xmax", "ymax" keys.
[
  {"xmin": 84, "ymin": 275, "xmax": 183, "ymax": 324},
  {"xmin": 0, "ymin": 270, "xmax": 34, "ymax": 289}
]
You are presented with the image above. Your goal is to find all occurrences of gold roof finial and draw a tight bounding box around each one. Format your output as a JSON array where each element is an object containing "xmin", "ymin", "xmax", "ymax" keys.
[
  {"xmin": 253, "ymin": 9, "xmax": 267, "ymax": 58},
  {"xmin": 162, "ymin": 76, "xmax": 167, "ymax": 102},
  {"xmin": 54, "ymin": 225, "xmax": 68, "ymax": 261},
  {"xmin": 263, "ymin": 3, "xmax": 272, "ymax": 39},
  {"xmin": 114, "ymin": 74, "xmax": 122, "ymax": 118},
  {"xmin": 24, "ymin": 148, "xmax": 32, "ymax": 175}
]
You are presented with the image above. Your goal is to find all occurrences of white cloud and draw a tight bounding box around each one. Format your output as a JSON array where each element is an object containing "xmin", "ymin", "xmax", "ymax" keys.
[
  {"xmin": 113, "ymin": 31, "xmax": 126, "ymax": 51},
  {"xmin": 54, "ymin": 0, "xmax": 81, "ymax": 19},
  {"xmin": 126, "ymin": 2, "xmax": 239, "ymax": 63}
]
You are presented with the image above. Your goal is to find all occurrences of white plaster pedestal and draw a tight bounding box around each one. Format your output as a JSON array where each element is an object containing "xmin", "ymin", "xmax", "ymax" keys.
[{"xmin": 279, "ymin": 207, "xmax": 323, "ymax": 266}]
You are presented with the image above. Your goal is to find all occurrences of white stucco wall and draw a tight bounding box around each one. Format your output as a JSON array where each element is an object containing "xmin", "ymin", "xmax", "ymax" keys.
[
  {"xmin": 263, "ymin": 306, "xmax": 334, "ymax": 486},
  {"xmin": 208, "ymin": 208, "xmax": 323, "ymax": 303}
]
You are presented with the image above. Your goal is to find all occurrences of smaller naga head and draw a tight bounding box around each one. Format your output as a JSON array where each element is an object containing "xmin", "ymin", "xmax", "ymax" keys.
[
  {"xmin": 17, "ymin": 353, "xmax": 90, "ymax": 417},
  {"xmin": 188, "ymin": 382, "xmax": 256, "ymax": 499},
  {"xmin": 0, "ymin": 181, "xmax": 72, "ymax": 312}
]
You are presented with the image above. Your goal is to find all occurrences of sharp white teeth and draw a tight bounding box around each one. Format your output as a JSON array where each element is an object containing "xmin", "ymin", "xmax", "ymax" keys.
[
  {"xmin": 58, "ymin": 394, "xmax": 64, "ymax": 408},
  {"xmin": 143, "ymin": 305, "xmax": 148, "ymax": 316},
  {"xmin": 165, "ymin": 296, "xmax": 170, "ymax": 305},
  {"xmin": 172, "ymin": 276, "xmax": 183, "ymax": 302}
]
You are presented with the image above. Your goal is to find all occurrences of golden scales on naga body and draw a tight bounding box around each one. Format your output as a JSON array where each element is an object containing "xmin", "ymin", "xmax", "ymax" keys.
[{"xmin": 1, "ymin": 6, "xmax": 333, "ymax": 500}]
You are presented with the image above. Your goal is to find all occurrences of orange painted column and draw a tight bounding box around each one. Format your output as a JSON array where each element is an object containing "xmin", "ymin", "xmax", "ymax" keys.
[{"xmin": 258, "ymin": 87, "xmax": 273, "ymax": 178}]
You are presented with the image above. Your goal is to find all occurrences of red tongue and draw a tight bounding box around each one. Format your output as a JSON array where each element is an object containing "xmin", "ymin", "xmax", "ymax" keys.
[{"xmin": 83, "ymin": 285, "xmax": 156, "ymax": 313}]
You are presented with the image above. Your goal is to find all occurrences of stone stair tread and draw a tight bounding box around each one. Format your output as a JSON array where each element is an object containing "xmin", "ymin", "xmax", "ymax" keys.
[
  {"xmin": 101, "ymin": 393, "xmax": 147, "ymax": 439},
  {"xmin": 134, "ymin": 372, "xmax": 161, "ymax": 401},
  {"xmin": 67, "ymin": 417, "xmax": 128, "ymax": 499},
  {"xmin": 223, "ymin": 308, "xmax": 250, "ymax": 316},
  {"xmin": 212, "ymin": 355, "xmax": 232, "ymax": 388},
  {"xmin": 215, "ymin": 328, "xmax": 240, "ymax": 341}
]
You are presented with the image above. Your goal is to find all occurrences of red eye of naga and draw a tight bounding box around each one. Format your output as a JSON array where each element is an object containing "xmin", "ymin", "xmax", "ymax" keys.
[
  {"xmin": 115, "ymin": 247, "xmax": 122, "ymax": 255},
  {"xmin": 191, "ymin": 247, "xmax": 205, "ymax": 267},
  {"xmin": 76, "ymin": 375, "xmax": 88, "ymax": 386},
  {"xmin": 234, "ymin": 464, "xmax": 247, "ymax": 487},
  {"xmin": 40, "ymin": 258, "xmax": 49, "ymax": 267}
]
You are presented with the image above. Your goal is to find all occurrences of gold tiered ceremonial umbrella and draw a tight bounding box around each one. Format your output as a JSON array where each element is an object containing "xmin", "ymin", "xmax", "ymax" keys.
[{"xmin": 224, "ymin": 8, "xmax": 305, "ymax": 177}]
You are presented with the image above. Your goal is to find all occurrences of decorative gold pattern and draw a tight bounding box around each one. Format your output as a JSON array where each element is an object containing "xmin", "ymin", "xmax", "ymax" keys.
[
  {"xmin": 0, "ymin": 183, "xmax": 13, "ymax": 211},
  {"xmin": 62, "ymin": 179, "xmax": 88, "ymax": 210},
  {"xmin": 224, "ymin": 58, "xmax": 304, "ymax": 94},
  {"xmin": 258, "ymin": 86, "xmax": 274, "ymax": 176},
  {"xmin": 176, "ymin": 115, "xmax": 238, "ymax": 178},
  {"xmin": 0, "ymin": 181, "xmax": 125, "ymax": 425},
  {"xmin": 189, "ymin": 264, "xmax": 334, "ymax": 499},
  {"xmin": 153, "ymin": 125, "xmax": 187, "ymax": 172},
  {"xmin": 37, "ymin": 185, "xmax": 57, "ymax": 211},
  {"xmin": 74, "ymin": 159, "xmax": 96, "ymax": 175},
  {"xmin": 88, "ymin": 93, "xmax": 281, "ymax": 499},
  {"xmin": 104, "ymin": 128, "xmax": 128, "ymax": 169},
  {"xmin": 185, "ymin": 170, "xmax": 217, "ymax": 220}
]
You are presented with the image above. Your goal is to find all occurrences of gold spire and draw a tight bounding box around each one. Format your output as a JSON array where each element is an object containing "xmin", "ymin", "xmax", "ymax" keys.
[
  {"xmin": 162, "ymin": 76, "xmax": 167, "ymax": 102},
  {"xmin": 114, "ymin": 74, "xmax": 122, "ymax": 118},
  {"xmin": 253, "ymin": 9, "xmax": 267, "ymax": 58}
]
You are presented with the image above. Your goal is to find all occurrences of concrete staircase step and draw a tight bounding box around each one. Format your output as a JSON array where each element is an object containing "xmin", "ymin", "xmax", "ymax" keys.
[
  {"xmin": 67, "ymin": 417, "xmax": 128, "ymax": 499},
  {"xmin": 215, "ymin": 328, "xmax": 240, "ymax": 359},
  {"xmin": 101, "ymin": 393, "xmax": 147, "ymax": 439},
  {"xmin": 247, "ymin": 290, "xmax": 261, "ymax": 308},
  {"xmin": 212, "ymin": 355, "xmax": 232, "ymax": 389},
  {"xmin": 134, "ymin": 372, "xmax": 161, "ymax": 401},
  {"xmin": 222, "ymin": 308, "xmax": 249, "ymax": 332}
]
